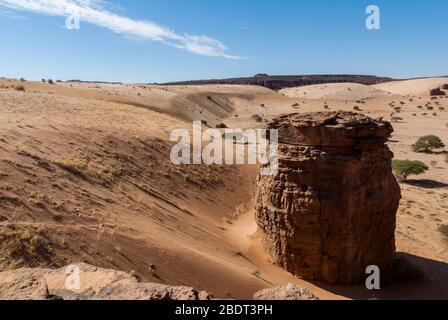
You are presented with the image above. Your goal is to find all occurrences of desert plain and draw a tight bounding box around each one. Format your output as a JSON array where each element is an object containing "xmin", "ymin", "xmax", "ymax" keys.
[{"xmin": 0, "ymin": 76, "xmax": 447, "ymax": 299}]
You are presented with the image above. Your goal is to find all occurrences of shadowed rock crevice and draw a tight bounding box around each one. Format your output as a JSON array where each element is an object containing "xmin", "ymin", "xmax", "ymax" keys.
[{"xmin": 256, "ymin": 112, "xmax": 402, "ymax": 285}]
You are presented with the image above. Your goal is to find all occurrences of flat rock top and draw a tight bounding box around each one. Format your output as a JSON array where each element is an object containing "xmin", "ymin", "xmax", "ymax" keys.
[
  {"xmin": 270, "ymin": 111, "xmax": 387, "ymax": 129},
  {"xmin": 268, "ymin": 112, "xmax": 393, "ymax": 147}
]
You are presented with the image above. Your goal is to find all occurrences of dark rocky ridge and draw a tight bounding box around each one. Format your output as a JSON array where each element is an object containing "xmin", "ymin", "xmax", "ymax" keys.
[{"xmin": 163, "ymin": 74, "xmax": 395, "ymax": 91}]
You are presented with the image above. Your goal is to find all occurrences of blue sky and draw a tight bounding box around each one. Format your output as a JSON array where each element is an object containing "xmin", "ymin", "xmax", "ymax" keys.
[{"xmin": 0, "ymin": 0, "xmax": 447, "ymax": 83}]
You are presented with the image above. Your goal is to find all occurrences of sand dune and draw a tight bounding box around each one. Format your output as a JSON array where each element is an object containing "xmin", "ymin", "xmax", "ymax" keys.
[
  {"xmin": 373, "ymin": 77, "xmax": 448, "ymax": 96},
  {"xmin": 280, "ymin": 83, "xmax": 389, "ymax": 101}
]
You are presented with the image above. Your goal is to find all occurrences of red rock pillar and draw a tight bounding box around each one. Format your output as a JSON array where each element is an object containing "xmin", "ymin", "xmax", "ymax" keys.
[{"xmin": 256, "ymin": 112, "xmax": 401, "ymax": 285}]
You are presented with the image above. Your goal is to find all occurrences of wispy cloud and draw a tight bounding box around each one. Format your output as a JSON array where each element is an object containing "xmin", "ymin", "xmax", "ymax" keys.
[
  {"xmin": 0, "ymin": 0, "xmax": 243, "ymax": 59},
  {"xmin": 0, "ymin": 7, "xmax": 27, "ymax": 20}
]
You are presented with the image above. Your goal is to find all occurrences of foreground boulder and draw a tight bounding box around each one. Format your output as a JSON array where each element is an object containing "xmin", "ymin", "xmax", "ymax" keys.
[
  {"xmin": 0, "ymin": 263, "xmax": 320, "ymax": 300},
  {"xmin": 254, "ymin": 284, "xmax": 318, "ymax": 300},
  {"xmin": 256, "ymin": 112, "xmax": 401, "ymax": 285},
  {"xmin": 0, "ymin": 263, "xmax": 210, "ymax": 300}
]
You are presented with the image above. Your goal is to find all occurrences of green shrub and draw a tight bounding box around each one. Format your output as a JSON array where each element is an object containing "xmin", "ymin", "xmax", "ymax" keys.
[
  {"xmin": 412, "ymin": 135, "xmax": 445, "ymax": 153},
  {"xmin": 392, "ymin": 160, "xmax": 429, "ymax": 182}
]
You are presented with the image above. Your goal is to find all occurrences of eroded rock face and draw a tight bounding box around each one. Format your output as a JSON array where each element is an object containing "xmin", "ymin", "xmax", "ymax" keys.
[
  {"xmin": 256, "ymin": 112, "xmax": 401, "ymax": 285},
  {"xmin": 0, "ymin": 263, "xmax": 211, "ymax": 300}
]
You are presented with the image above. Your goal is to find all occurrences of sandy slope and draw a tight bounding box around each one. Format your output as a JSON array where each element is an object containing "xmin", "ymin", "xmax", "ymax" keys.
[
  {"xmin": 373, "ymin": 77, "xmax": 448, "ymax": 96},
  {"xmin": 280, "ymin": 82, "xmax": 389, "ymax": 101},
  {"xmin": 0, "ymin": 77, "xmax": 447, "ymax": 299}
]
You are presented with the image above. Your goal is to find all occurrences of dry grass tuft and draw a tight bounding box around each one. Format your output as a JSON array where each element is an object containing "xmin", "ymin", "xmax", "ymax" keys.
[{"xmin": 0, "ymin": 226, "xmax": 53, "ymax": 271}]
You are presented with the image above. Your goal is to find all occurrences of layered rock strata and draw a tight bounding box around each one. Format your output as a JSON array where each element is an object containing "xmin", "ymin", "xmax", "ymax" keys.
[{"xmin": 256, "ymin": 112, "xmax": 401, "ymax": 285}]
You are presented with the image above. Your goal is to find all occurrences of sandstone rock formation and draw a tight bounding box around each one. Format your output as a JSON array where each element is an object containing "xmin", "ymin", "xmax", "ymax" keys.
[
  {"xmin": 256, "ymin": 112, "xmax": 401, "ymax": 285},
  {"xmin": 253, "ymin": 284, "xmax": 318, "ymax": 300},
  {"xmin": 0, "ymin": 263, "xmax": 210, "ymax": 300}
]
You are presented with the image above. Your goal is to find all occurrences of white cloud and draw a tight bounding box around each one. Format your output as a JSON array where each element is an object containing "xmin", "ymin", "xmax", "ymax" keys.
[{"xmin": 0, "ymin": 0, "xmax": 243, "ymax": 59}]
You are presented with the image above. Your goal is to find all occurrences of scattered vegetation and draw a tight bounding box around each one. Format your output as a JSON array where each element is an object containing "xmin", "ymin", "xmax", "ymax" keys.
[
  {"xmin": 47, "ymin": 79, "xmax": 54, "ymax": 85},
  {"xmin": 392, "ymin": 160, "xmax": 429, "ymax": 182},
  {"xmin": 215, "ymin": 123, "xmax": 228, "ymax": 129},
  {"xmin": 0, "ymin": 226, "xmax": 53, "ymax": 270},
  {"xmin": 412, "ymin": 135, "xmax": 445, "ymax": 153},
  {"xmin": 14, "ymin": 85, "xmax": 25, "ymax": 91},
  {"xmin": 251, "ymin": 114, "xmax": 263, "ymax": 122}
]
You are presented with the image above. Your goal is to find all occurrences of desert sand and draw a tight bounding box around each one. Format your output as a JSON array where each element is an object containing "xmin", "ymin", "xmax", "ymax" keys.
[{"xmin": 0, "ymin": 76, "xmax": 447, "ymax": 299}]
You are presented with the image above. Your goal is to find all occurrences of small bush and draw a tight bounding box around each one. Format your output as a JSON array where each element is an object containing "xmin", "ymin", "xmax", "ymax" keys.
[
  {"xmin": 47, "ymin": 79, "xmax": 54, "ymax": 85},
  {"xmin": 392, "ymin": 160, "xmax": 429, "ymax": 182},
  {"xmin": 391, "ymin": 116, "xmax": 403, "ymax": 122},
  {"xmin": 215, "ymin": 123, "xmax": 228, "ymax": 129},
  {"xmin": 251, "ymin": 114, "xmax": 263, "ymax": 122},
  {"xmin": 14, "ymin": 85, "xmax": 25, "ymax": 91},
  {"xmin": 412, "ymin": 135, "xmax": 445, "ymax": 153}
]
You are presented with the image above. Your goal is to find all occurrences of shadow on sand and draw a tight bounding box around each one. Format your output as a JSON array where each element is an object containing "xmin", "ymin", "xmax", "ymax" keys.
[
  {"xmin": 311, "ymin": 253, "xmax": 448, "ymax": 300},
  {"xmin": 405, "ymin": 179, "xmax": 448, "ymax": 189}
]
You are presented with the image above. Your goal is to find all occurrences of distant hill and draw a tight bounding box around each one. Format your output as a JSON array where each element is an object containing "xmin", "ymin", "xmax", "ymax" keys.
[{"xmin": 162, "ymin": 74, "xmax": 395, "ymax": 91}]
